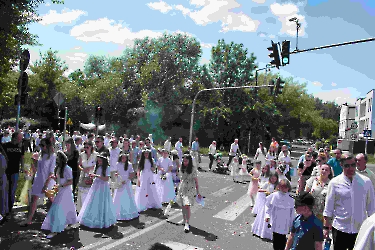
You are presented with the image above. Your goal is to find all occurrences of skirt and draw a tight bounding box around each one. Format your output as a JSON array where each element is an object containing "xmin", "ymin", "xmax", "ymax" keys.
[
  {"xmin": 134, "ymin": 170, "xmax": 162, "ymax": 212},
  {"xmin": 113, "ymin": 181, "xmax": 139, "ymax": 221},
  {"xmin": 251, "ymin": 205, "xmax": 273, "ymax": 240},
  {"xmin": 252, "ymin": 192, "xmax": 266, "ymax": 215},
  {"xmin": 156, "ymin": 173, "xmax": 175, "ymax": 203},
  {"xmin": 41, "ymin": 186, "xmax": 78, "ymax": 232}
]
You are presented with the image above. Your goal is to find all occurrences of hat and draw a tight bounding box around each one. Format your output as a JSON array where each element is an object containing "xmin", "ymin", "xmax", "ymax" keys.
[
  {"xmin": 142, "ymin": 148, "xmax": 151, "ymax": 153},
  {"xmin": 293, "ymin": 191, "xmax": 315, "ymax": 207},
  {"xmin": 170, "ymin": 150, "xmax": 178, "ymax": 155},
  {"xmin": 255, "ymin": 160, "xmax": 262, "ymax": 164},
  {"xmin": 97, "ymin": 152, "xmax": 109, "ymax": 161}
]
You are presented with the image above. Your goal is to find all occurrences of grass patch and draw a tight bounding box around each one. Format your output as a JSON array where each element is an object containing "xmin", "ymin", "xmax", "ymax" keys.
[
  {"xmin": 15, "ymin": 152, "xmax": 33, "ymax": 204},
  {"xmin": 368, "ymin": 154, "xmax": 375, "ymax": 164}
]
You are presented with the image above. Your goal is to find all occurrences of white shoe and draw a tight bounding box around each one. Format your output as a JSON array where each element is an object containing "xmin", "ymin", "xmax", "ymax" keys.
[
  {"xmin": 184, "ymin": 223, "xmax": 190, "ymax": 233},
  {"xmin": 164, "ymin": 204, "xmax": 172, "ymax": 216},
  {"xmin": 46, "ymin": 232, "xmax": 58, "ymax": 239}
]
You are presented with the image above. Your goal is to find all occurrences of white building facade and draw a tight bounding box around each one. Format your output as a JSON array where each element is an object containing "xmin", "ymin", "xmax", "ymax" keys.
[
  {"xmin": 355, "ymin": 89, "xmax": 375, "ymax": 138},
  {"xmin": 339, "ymin": 103, "xmax": 356, "ymax": 139}
]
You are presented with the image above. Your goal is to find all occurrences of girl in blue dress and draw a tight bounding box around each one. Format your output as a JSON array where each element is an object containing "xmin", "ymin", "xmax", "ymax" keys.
[
  {"xmin": 77, "ymin": 152, "xmax": 116, "ymax": 228},
  {"xmin": 112, "ymin": 153, "xmax": 139, "ymax": 221},
  {"xmin": 41, "ymin": 151, "xmax": 77, "ymax": 238}
]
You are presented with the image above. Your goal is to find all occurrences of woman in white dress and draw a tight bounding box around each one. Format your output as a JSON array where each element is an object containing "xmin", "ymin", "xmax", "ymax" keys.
[
  {"xmin": 134, "ymin": 149, "xmax": 162, "ymax": 212},
  {"xmin": 254, "ymin": 142, "xmax": 267, "ymax": 167},
  {"xmin": 21, "ymin": 138, "xmax": 56, "ymax": 226},
  {"xmin": 252, "ymin": 172, "xmax": 277, "ymax": 216},
  {"xmin": 41, "ymin": 151, "xmax": 77, "ymax": 238},
  {"xmin": 112, "ymin": 153, "xmax": 139, "ymax": 221},
  {"xmin": 170, "ymin": 150, "xmax": 180, "ymax": 191},
  {"xmin": 76, "ymin": 141, "xmax": 97, "ymax": 213},
  {"xmin": 156, "ymin": 149, "xmax": 175, "ymax": 204}
]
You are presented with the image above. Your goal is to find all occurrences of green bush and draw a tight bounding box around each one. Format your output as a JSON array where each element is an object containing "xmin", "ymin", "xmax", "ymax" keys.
[{"xmin": 368, "ymin": 154, "xmax": 375, "ymax": 164}]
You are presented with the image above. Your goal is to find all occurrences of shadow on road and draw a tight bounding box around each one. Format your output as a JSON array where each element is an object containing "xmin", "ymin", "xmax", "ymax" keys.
[
  {"xmin": 117, "ymin": 216, "xmax": 146, "ymax": 230},
  {"xmin": 189, "ymin": 226, "xmax": 218, "ymax": 241}
]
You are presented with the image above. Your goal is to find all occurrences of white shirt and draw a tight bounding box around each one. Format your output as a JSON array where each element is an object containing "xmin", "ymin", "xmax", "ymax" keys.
[
  {"xmin": 229, "ymin": 143, "xmax": 239, "ymax": 156},
  {"xmin": 354, "ymin": 212, "xmax": 375, "ymax": 250},
  {"xmin": 323, "ymin": 173, "xmax": 375, "ymax": 234},
  {"xmin": 164, "ymin": 140, "xmax": 171, "ymax": 152},
  {"xmin": 109, "ymin": 147, "xmax": 121, "ymax": 170},
  {"xmin": 175, "ymin": 141, "xmax": 182, "ymax": 152},
  {"xmin": 357, "ymin": 167, "xmax": 375, "ymax": 191},
  {"xmin": 209, "ymin": 144, "xmax": 216, "ymax": 155}
]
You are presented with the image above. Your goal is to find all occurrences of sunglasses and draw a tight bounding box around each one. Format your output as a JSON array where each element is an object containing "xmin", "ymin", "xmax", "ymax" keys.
[
  {"xmin": 305, "ymin": 159, "xmax": 311, "ymax": 162},
  {"xmin": 343, "ymin": 163, "xmax": 356, "ymax": 168},
  {"xmin": 316, "ymin": 159, "xmax": 324, "ymax": 163}
]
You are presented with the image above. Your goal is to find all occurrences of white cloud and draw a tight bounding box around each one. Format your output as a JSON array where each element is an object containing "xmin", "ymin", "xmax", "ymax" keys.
[
  {"xmin": 252, "ymin": 0, "xmax": 266, "ymax": 3},
  {"xmin": 45, "ymin": 2, "xmax": 51, "ymax": 7},
  {"xmin": 147, "ymin": 1, "xmax": 173, "ymax": 13},
  {"xmin": 200, "ymin": 57, "xmax": 210, "ymax": 64},
  {"xmin": 73, "ymin": 46, "xmax": 82, "ymax": 50},
  {"xmin": 70, "ymin": 18, "xmax": 164, "ymax": 46},
  {"xmin": 259, "ymin": 33, "xmax": 266, "ymax": 37},
  {"xmin": 312, "ymin": 81, "xmax": 323, "ymax": 87},
  {"xmin": 65, "ymin": 52, "xmax": 88, "ymax": 63},
  {"xmin": 331, "ymin": 82, "xmax": 337, "ymax": 86},
  {"xmin": 201, "ymin": 42, "xmax": 215, "ymax": 48},
  {"xmin": 269, "ymin": 34, "xmax": 275, "ymax": 38},
  {"xmin": 39, "ymin": 9, "xmax": 87, "ymax": 25},
  {"xmin": 313, "ymin": 88, "xmax": 360, "ymax": 105},
  {"xmin": 173, "ymin": 0, "xmax": 260, "ymax": 32},
  {"xmin": 269, "ymin": 3, "xmax": 306, "ymax": 37}
]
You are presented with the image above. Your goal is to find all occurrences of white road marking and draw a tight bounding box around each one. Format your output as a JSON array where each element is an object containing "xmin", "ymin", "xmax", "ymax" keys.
[
  {"xmin": 162, "ymin": 241, "xmax": 204, "ymax": 250},
  {"xmin": 81, "ymin": 183, "xmax": 235, "ymax": 250},
  {"xmin": 212, "ymin": 193, "xmax": 252, "ymax": 221},
  {"xmin": 210, "ymin": 184, "xmax": 235, "ymax": 197}
]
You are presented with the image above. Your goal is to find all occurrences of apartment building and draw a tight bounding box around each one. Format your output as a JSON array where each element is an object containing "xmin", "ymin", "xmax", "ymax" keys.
[
  {"xmin": 355, "ymin": 89, "xmax": 375, "ymax": 138},
  {"xmin": 339, "ymin": 103, "xmax": 356, "ymax": 139}
]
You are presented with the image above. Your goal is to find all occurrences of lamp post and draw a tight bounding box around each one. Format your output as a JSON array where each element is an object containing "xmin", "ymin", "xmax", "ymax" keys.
[{"xmin": 289, "ymin": 17, "xmax": 301, "ymax": 51}]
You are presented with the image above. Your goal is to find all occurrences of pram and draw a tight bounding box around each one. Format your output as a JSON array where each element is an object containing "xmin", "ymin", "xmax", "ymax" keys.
[{"xmin": 212, "ymin": 152, "xmax": 230, "ymax": 174}]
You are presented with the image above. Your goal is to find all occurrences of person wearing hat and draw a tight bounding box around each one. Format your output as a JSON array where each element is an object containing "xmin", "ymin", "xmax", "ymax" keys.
[{"xmin": 285, "ymin": 191, "xmax": 324, "ymax": 250}]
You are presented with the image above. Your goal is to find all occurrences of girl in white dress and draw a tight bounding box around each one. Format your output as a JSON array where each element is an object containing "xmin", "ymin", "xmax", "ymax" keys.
[
  {"xmin": 254, "ymin": 142, "xmax": 267, "ymax": 167},
  {"xmin": 21, "ymin": 138, "xmax": 56, "ymax": 226},
  {"xmin": 78, "ymin": 153, "xmax": 117, "ymax": 229},
  {"xmin": 238, "ymin": 155, "xmax": 250, "ymax": 183},
  {"xmin": 230, "ymin": 156, "xmax": 241, "ymax": 183},
  {"xmin": 275, "ymin": 164, "xmax": 288, "ymax": 181},
  {"xmin": 41, "ymin": 151, "xmax": 78, "ymax": 238},
  {"xmin": 134, "ymin": 149, "xmax": 162, "ymax": 212},
  {"xmin": 265, "ymin": 147, "xmax": 276, "ymax": 166},
  {"xmin": 170, "ymin": 151, "xmax": 180, "ymax": 192},
  {"xmin": 76, "ymin": 141, "xmax": 97, "ymax": 213},
  {"xmin": 113, "ymin": 153, "xmax": 139, "ymax": 221},
  {"xmin": 252, "ymin": 172, "xmax": 278, "ymax": 216},
  {"xmin": 156, "ymin": 149, "xmax": 175, "ymax": 204}
]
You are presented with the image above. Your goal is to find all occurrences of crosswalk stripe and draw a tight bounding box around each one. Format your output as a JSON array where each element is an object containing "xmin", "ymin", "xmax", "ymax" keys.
[
  {"xmin": 161, "ymin": 241, "xmax": 204, "ymax": 250},
  {"xmin": 212, "ymin": 193, "xmax": 251, "ymax": 221}
]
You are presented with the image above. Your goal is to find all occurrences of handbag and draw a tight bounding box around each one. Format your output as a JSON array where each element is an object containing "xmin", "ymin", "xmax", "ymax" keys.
[{"xmin": 78, "ymin": 173, "xmax": 93, "ymax": 188}]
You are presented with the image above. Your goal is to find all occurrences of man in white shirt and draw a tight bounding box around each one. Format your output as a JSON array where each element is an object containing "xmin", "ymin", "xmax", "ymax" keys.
[
  {"xmin": 109, "ymin": 138, "xmax": 121, "ymax": 196},
  {"xmin": 227, "ymin": 139, "xmax": 239, "ymax": 166},
  {"xmin": 191, "ymin": 137, "xmax": 200, "ymax": 169},
  {"xmin": 356, "ymin": 153, "xmax": 375, "ymax": 190},
  {"xmin": 323, "ymin": 152, "xmax": 375, "ymax": 250},
  {"xmin": 175, "ymin": 138, "xmax": 183, "ymax": 164}
]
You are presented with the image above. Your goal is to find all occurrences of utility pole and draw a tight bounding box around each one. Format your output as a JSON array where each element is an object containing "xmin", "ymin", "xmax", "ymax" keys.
[
  {"xmin": 16, "ymin": 50, "xmax": 30, "ymax": 131},
  {"xmin": 62, "ymin": 107, "xmax": 68, "ymax": 150}
]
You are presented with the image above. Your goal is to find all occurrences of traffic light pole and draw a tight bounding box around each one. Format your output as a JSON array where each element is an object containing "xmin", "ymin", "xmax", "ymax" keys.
[
  {"xmin": 255, "ymin": 65, "xmax": 276, "ymax": 86},
  {"xmin": 62, "ymin": 107, "xmax": 67, "ymax": 150},
  {"xmin": 290, "ymin": 37, "xmax": 375, "ymax": 54},
  {"xmin": 15, "ymin": 72, "xmax": 22, "ymax": 131},
  {"xmin": 188, "ymin": 84, "xmax": 276, "ymax": 148}
]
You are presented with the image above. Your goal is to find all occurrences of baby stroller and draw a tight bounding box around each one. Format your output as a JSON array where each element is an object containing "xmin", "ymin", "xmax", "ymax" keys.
[{"xmin": 212, "ymin": 152, "xmax": 230, "ymax": 174}]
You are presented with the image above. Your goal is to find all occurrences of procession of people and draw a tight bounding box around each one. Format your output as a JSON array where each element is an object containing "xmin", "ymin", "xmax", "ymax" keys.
[{"xmin": 0, "ymin": 128, "xmax": 375, "ymax": 250}]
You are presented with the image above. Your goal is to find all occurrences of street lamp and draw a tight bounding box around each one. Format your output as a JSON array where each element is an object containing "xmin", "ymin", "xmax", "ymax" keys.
[{"xmin": 289, "ymin": 17, "xmax": 301, "ymax": 51}]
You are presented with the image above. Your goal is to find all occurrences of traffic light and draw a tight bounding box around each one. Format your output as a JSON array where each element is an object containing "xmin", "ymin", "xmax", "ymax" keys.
[
  {"xmin": 269, "ymin": 79, "xmax": 275, "ymax": 95},
  {"xmin": 15, "ymin": 72, "xmax": 29, "ymax": 105},
  {"xmin": 281, "ymin": 40, "xmax": 290, "ymax": 66},
  {"xmin": 95, "ymin": 106, "xmax": 103, "ymax": 119},
  {"xmin": 267, "ymin": 41, "xmax": 281, "ymax": 69},
  {"xmin": 275, "ymin": 77, "xmax": 285, "ymax": 96}
]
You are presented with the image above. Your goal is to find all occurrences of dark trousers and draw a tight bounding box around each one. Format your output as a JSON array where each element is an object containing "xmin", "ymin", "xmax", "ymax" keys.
[
  {"xmin": 0, "ymin": 174, "xmax": 8, "ymax": 215},
  {"xmin": 6, "ymin": 173, "xmax": 19, "ymax": 214},
  {"xmin": 208, "ymin": 154, "xmax": 215, "ymax": 170},
  {"xmin": 72, "ymin": 171, "xmax": 80, "ymax": 195},
  {"xmin": 227, "ymin": 155, "xmax": 234, "ymax": 166},
  {"xmin": 332, "ymin": 227, "xmax": 357, "ymax": 250},
  {"xmin": 272, "ymin": 232, "xmax": 287, "ymax": 250}
]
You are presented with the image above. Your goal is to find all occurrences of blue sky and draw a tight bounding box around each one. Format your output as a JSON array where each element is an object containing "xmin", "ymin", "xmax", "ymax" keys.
[{"xmin": 25, "ymin": 0, "xmax": 375, "ymax": 105}]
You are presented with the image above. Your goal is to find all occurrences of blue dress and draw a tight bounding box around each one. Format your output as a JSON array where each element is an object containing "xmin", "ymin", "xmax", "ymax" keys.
[
  {"xmin": 41, "ymin": 166, "xmax": 77, "ymax": 232},
  {"xmin": 77, "ymin": 166, "xmax": 117, "ymax": 228},
  {"xmin": 113, "ymin": 162, "xmax": 139, "ymax": 220}
]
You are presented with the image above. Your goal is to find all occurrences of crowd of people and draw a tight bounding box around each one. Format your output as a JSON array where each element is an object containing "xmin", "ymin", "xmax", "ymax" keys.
[
  {"xmin": 0, "ymin": 128, "xmax": 202, "ymax": 239},
  {"xmin": 1, "ymin": 128, "xmax": 375, "ymax": 249}
]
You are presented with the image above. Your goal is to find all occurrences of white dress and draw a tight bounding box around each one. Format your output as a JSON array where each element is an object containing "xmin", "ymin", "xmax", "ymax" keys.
[
  {"xmin": 252, "ymin": 182, "xmax": 275, "ymax": 215},
  {"xmin": 113, "ymin": 162, "xmax": 139, "ymax": 221},
  {"xmin": 255, "ymin": 147, "xmax": 267, "ymax": 167},
  {"xmin": 31, "ymin": 153, "xmax": 56, "ymax": 197},
  {"xmin": 76, "ymin": 152, "xmax": 97, "ymax": 212},
  {"xmin": 134, "ymin": 160, "xmax": 162, "ymax": 212},
  {"xmin": 155, "ymin": 157, "xmax": 175, "ymax": 203},
  {"xmin": 41, "ymin": 166, "xmax": 77, "ymax": 232},
  {"xmin": 230, "ymin": 162, "xmax": 241, "ymax": 182}
]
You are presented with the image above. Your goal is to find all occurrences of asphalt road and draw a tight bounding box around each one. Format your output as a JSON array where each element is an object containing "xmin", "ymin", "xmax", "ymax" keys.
[{"xmin": 0, "ymin": 155, "xmax": 301, "ymax": 250}]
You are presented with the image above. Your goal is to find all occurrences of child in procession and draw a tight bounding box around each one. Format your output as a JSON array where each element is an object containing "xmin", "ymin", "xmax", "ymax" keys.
[
  {"xmin": 247, "ymin": 160, "xmax": 262, "ymax": 206},
  {"xmin": 251, "ymin": 173, "xmax": 279, "ymax": 239},
  {"xmin": 156, "ymin": 149, "xmax": 175, "ymax": 204},
  {"xmin": 252, "ymin": 166, "xmax": 273, "ymax": 215},
  {"xmin": 230, "ymin": 156, "xmax": 241, "ymax": 183},
  {"xmin": 112, "ymin": 153, "xmax": 139, "ymax": 221},
  {"xmin": 77, "ymin": 152, "xmax": 117, "ymax": 229},
  {"xmin": 238, "ymin": 155, "xmax": 250, "ymax": 183},
  {"xmin": 265, "ymin": 179, "xmax": 296, "ymax": 250},
  {"xmin": 41, "ymin": 151, "xmax": 77, "ymax": 238}
]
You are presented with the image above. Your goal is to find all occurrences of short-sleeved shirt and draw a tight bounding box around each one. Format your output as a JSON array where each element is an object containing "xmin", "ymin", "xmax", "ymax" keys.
[
  {"xmin": 2, "ymin": 142, "xmax": 25, "ymax": 175},
  {"xmin": 290, "ymin": 214, "xmax": 324, "ymax": 250},
  {"xmin": 298, "ymin": 162, "xmax": 316, "ymax": 176},
  {"xmin": 327, "ymin": 157, "xmax": 342, "ymax": 176}
]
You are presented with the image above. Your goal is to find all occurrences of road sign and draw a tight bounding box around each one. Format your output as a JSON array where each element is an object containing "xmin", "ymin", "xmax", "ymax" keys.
[
  {"xmin": 363, "ymin": 130, "xmax": 372, "ymax": 137},
  {"xmin": 349, "ymin": 128, "xmax": 358, "ymax": 134},
  {"xmin": 53, "ymin": 92, "xmax": 64, "ymax": 106},
  {"xmin": 350, "ymin": 134, "xmax": 358, "ymax": 140},
  {"xmin": 67, "ymin": 118, "xmax": 73, "ymax": 126},
  {"xmin": 350, "ymin": 122, "xmax": 358, "ymax": 129}
]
